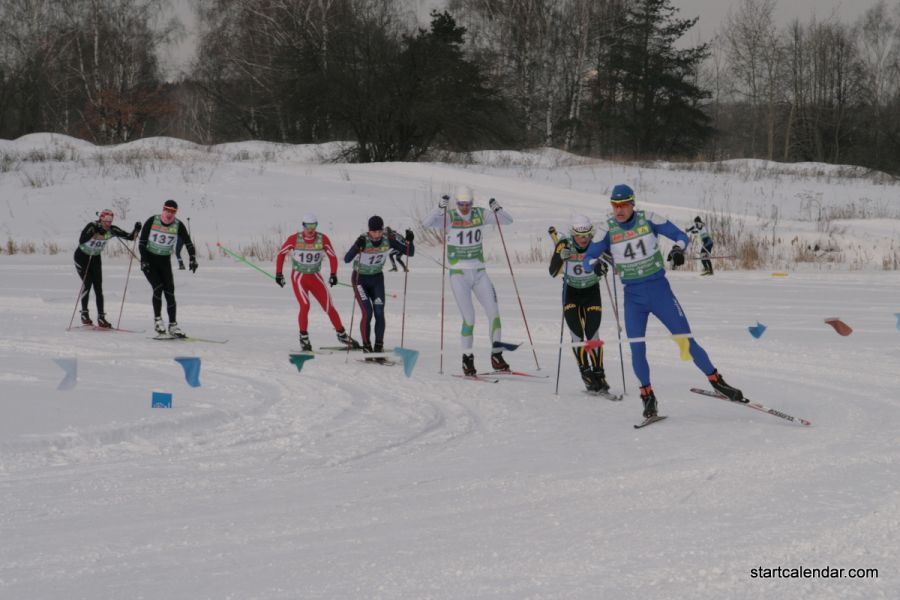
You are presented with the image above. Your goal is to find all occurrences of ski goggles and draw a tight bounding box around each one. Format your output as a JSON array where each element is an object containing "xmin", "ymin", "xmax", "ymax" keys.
[
  {"xmin": 456, "ymin": 200, "xmax": 473, "ymax": 209},
  {"xmin": 610, "ymin": 195, "xmax": 635, "ymax": 204},
  {"xmin": 302, "ymin": 222, "xmax": 317, "ymax": 230},
  {"xmin": 162, "ymin": 205, "xmax": 178, "ymax": 214}
]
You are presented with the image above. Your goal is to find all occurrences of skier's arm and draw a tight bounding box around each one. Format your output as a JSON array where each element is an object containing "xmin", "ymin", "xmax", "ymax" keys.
[
  {"xmin": 549, "ymin": 240, "xmax": 568, "ymax": 278},
  {"xmin": 344, "ymin": 243, "xmax": 360, "ymax": 263},
  {"xmin": 138, "ymin": 217, "xmax": 154, "ymax": 261},
  {"xmin": 321, "ymin": 234, "xmax": 338, "ymax": 275},
  {"xmin": 648, "ymin": 212, "xmax": 689, "ymax": 250},
  {"xmin": 78, "ymin": 222, "xmax": 98, "ymax": 244},
  {"xmin": 420, "ymin": 208, "xmax": 446, "ymax": 229},
  {"xmin": 388, "ymin": 235, "xmax": 413, "ymax": 257},
  {"xmin": 491, "ymin": 208, "xmax": 513, "ymax": 225},
  {"xmin": 275, "ymin": 234, "xmax": 296, "ymax": 274},
  {"xmin": 582, "ymin": 232, "xmax": 611, "ymax": 272},
  {"xmin": 177, "ymin": 221, "xmax": 196, "ymax": 259},
  {"xmin": 109, "ymin": 224, "xmax": 132, "ymax": 240}
]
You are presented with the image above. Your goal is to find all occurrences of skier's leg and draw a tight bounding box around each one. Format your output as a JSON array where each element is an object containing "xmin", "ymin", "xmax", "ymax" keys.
[
  {"xmin": 371, "ymin": 274, "xmax": 386, "ymax": 346},
  {"xmin": 307, "ymin": 273, "xmax": 345, "ymax": 331},
  {"xmin": 291, "ymin": 271, "xmax": 312, "ymax": 331},
  {"xmin": 647, "ymin": 278, "xmax": 715, "ymax": 375},
  {"xmin": 144, "ymin": 261, "xmax": 164, "ymax": 319},
  {"xmin": 92, "ymin": 259, "xmax": 105, "ymax": 316},
  {"xmin": 582, "ymin": 286, "xmax": 604, "ymax": 370},
  {"xmin": 472, "ymin": 270, "xmax": 501, "ymax": 348},
  {"xmin": 449, "ymin": 270, "xmax": 476, "ymax": 352},
  {"xmin": 623, "ymin": 286, "xmax": 652, "ymax": 387},
  {"xmin": 159, "ymin": 260, "xmax": 177, "ymax": 322},
  {"xmin": 352, "ymin": 271, "xmax": 373, "ymax": 347}
]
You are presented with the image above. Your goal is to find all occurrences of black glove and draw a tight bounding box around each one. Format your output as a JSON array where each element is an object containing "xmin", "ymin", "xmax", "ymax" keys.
[
  {"xmin": 438, "ymin": 195, "xmax": 450, "ymax": 209},
  {"xmin": 405, "ymin": 229, "xmax": 414, "ymax": 243},
  {"xmin": 593, "ymin": 259, "xmax": 609, "ymax": 277},
  {"xmin": 133, "ymin": 221, "xmax": 141, "ymax": 234},
  {"xmin": 355, "ymin": 235, "xmax": 366, "ymax": 251},
  {"xmin": 189, "ymin": 257, "xmax": 198, "ymax": 273},
  {"xmin": 667, "ymin": 246, "xmax": 685, "ymax": 267},
  {"xmin": 329, "ymin": 273, "xmax": 338, "ymax": 287},
  {"xmin": 488, "ymin": 198, "xmax": 501, "ymax": 212},
  {"xmin": 275, "ymin": 272, "xmax": 285, "ymax": 288},
  {"xmin": 140, "ymin": 261, "xmax": 150, "ymax": 275}
]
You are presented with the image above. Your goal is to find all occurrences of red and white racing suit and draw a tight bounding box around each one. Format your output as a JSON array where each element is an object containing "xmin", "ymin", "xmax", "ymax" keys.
[{"xmin": 276, "ymin": 231, "xmax": 345, "ymax": 332}]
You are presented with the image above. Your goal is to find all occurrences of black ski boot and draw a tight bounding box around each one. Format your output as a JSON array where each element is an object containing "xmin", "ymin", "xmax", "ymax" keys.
[
  {"xmin": 462, "ymin": 353, "xmax": 477, "ymax": 376},
  {"xmin": 178, "ymin": 259, "xmax": 186, "ymax": 271},
  {"xmin": 591, "ymin": 366, "xmax": 610, "ymax": 392},
  {"xmin": 579, "ymin": 364, "xmax": 595, "ymax": 391},
  {"xmin": 80, "ymin": 310, "xmax": 92, "ymax": 326},
  {"xmin": 96, "ymin": 314, "xmax": 112, "ymax": 329},
  {"xmin": 640, "ymin": 385, "xmax": 658, "ymax": 418},
  {"xmin": 299, "ymin": 331, "xmax": 312, "ymax": 352},
  {"xmin": 336, "ymin": 329, "xmax": 361, "ymax": 349},
  {"xmin": 490, "ymin": 352, "xmax": 510, "ymax": 372},
  {"xmin": 708, "ymin": 370, "xmax": 745, "ymax": 403},
  {"xmin": 373, "ymin": 341, "xmax": 386, "ymax": 364}
]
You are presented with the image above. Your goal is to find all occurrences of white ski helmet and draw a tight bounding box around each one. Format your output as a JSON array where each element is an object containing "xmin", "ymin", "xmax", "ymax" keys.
[
  {"xmin": 570, "ymin": 214, "xmax": 595, "ymax": 237},
  {"xmin": 302, "ymin": 213, "xmax": 317, "ymax": 228},
  {"xmin": 454, "ymin": 185, "xmax": 474, "ymax": 205}
]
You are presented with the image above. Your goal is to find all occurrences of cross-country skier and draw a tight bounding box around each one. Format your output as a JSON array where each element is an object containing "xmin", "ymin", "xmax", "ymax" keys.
[
  {"xmin": 344, "ymin": 215, "xmax": 415, "ymax": 358},
  {"xmin": 274, "ymin": 213, "xmax": 359, "ymax": 351},
  {"xmin": 686, "ymin": 216, "xmax": 715, "ymax": 275},
  {"xmin": 422, "ymin": 186, "xmax": 514, "ymax": 376},
  {"xmin": 74, "ymin": 209, "xmax": 142, "ymax": 327},
  {"xmin": 139, "ymin": 199, "xmax": 197, "ymax": 337},
  {"xmin": 387, "ymin": 247, "xmax": 407, "ymax": 272},
  {"xmin": 549, "ymin": 215, "xmax": 610, "ymax": 392},
  {"xmin": 582, "ymin": 184, "xmax": 744, "ymax": 421}
]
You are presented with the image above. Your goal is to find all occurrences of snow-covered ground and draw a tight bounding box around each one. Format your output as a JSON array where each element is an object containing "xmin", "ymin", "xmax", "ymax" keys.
[{"xmin": 1, "ymin": 135, "xmax": 899, "ymax": 599}]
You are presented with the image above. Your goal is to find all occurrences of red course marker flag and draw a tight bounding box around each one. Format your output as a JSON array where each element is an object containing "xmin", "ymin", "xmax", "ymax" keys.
[{"xmin": 824, "ymin": 317, "xmax": 853, "ymax": 337}]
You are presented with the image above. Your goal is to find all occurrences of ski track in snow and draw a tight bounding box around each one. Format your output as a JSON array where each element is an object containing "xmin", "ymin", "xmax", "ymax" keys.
[{"xmin": 1, "ymin": 139, "xmax": 898, "ymax": 598}]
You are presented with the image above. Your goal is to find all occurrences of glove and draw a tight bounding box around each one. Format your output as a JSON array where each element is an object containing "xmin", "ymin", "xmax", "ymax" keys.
[
  {"xmin": 489, "ymin": 198, "xmax": 501, "ymax": 212},
  {"xmin": 140, "ymin": 261, "xmax": 150, "ymax": 275},
  {"xmin": 189, "ymin": 257, "xmax": 198, "ymax": 273},
  {"xmin": 438, "ymin": 195, "xmax": 449, "ymax": 209},
  {"xmin": 405, "ymin": 229, "xmax": 414, "ymax": 243},
  {"xmin": 355, "ymin": 235, "xmax": 366, "ymax": 251},
  {"xmin": 275, "ymin": 272, "xmax": 285, "ymax": 288},
  {"xmin": 548, "ymin": 226, "xmax": 557, "ymax": 237},
  {"xmin": 593, "ymin": 259, "xmax": 609, "ymax": 277},
  {"xmin": 667, "ymin": 246, "xmax": 685, "ymax": 267},
  {"xmin": 559, "ymin": 247, "xmax": 572, "ymax": 260},
  {"xmin": 133, "ymin": 221, "xmax": 141, "ymax": 234},
  {"xmin": 329, "ymin": 273, "xmax": 338, "ymax": 287}
]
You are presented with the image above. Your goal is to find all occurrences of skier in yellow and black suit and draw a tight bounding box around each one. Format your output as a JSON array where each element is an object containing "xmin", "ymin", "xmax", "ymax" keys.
[{"xmin": 549, "ymin": 215, "xmax": 610, "ymax": 393}]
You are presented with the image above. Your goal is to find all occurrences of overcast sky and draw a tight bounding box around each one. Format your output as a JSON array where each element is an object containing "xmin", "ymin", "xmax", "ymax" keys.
[{"xmin": 161, "ymin": 0, "xmax": 889, "ymax": 78}]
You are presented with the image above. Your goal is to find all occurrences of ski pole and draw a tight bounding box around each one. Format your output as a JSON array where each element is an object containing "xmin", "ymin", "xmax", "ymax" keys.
[
  {"xmin": 548, "ymin": 227, "xmax": 566, "ymax": 395},
  {"xmin": 115, "ymin": 236, "xmax": 139, "ymax": 329},
  {"xmin": 346, "ymin": 257, "xmax": 359, "ymax": 363},
  {"xmin": 604, "ymin": 256, "xmax": 627, "ymax": 396},
  {"xmin": 67, "ymin": 254, "xmax": 94, "ymax": 330},
  {"xmin": 216, "ymin": 242, "xmax": 277, "ymax": 281},
  {"xmin": 492, "ymin": 199, "xmax": 540, "ymax": 370},
  {"xmin": 114, "ymin": 236, "xmax": 140, "ymax": 261},
  {"xmin": 439, "ymin": 200, "xmax": 448, "ymax": 374},
  {"xmin": 400, "ymin": 233, "xmax": 411, "ymax": 347}
]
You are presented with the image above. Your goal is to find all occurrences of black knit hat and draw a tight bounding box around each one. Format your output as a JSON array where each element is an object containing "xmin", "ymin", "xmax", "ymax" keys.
[
  {"xmin": 163, "ymin": 199, "xmax": 178, "ymax": 211},
  {"xmin": 368, "ymin": 215, "xmax": 384, "ymax": 231}
]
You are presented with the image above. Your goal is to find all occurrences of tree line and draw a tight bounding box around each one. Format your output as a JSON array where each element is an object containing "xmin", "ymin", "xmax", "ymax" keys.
[{"xmin": 1, "ymin": 0, "xmax": 899, "ymax": 174}]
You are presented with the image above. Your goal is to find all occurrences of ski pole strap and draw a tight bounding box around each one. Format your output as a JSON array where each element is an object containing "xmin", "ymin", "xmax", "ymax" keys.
[{"xmin": 217, "ymin": 243, "xmax": 277, "ymax": 280}]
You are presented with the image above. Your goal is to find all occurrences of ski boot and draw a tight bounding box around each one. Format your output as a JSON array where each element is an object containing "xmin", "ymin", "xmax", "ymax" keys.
[
  {"xmin": 299, "ymin": 331, "xmax": 312, "ymax": 352},
  {"xmin": 336, "ymin": 329, "xmax": 361, "ymax": 349},
  {"xmin": 708, "ymin": 370, "xmax": 745, "ymax": 403},
  {"xmin": 80, "ymin": 310, "xmax": 92, "ymax": 326},
  {"xmin": 389, "ymin": 266, "xmax": 398, "ymax": 272},
  {"xmin": 490, "ymin": 352, "xmax": 510, "ymax": 372},
  {"xmin": 591, "ymin": 366, "xmax": 610, "ymax": 392},
  {"xmin": 373, "ymin": 341, "xmax": 386, "ymax": 364},
  {"xmin": 178, "ymin": 259, "xmax": 186, "ymax": 271},
  {"xmin": 167, "ymin": 322, "xmax": 186, "ymax": 338},
  {"xmin": 362, "ymin": 341, "xmax": 377, "ymax": 362},
  {"xmin": 640, "ymin": 385, "xmax": 658, "ymax": 418},
  {"xmin": 700, "ymin": 269, "xmax": 713, "ymax": 276},
  {"xmin": 462, "ymin": 353, "xmax": 477, "ymax": 376},
  {"xmin": 579, "ymin": 364, "xmax": 595, "ymax": 392},
  {"xmin": 154, "ymin": 316, "xmax": 166, "ymax": 334},
  {"xmin": 96, "ymin": 314, "xmax": 112, "ymax": 329}
]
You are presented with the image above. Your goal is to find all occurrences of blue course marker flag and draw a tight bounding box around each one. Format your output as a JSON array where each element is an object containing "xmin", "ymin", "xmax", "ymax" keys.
[
  {"xmin": 152, "ymin": 391, "xmax": 172, "ymax": 408},
  {"xmin": 393, "ymin": 347, "xmax": 420, "ymax": 378},
  {"xmin": 289, "ymin": 353, "xmax": 314, "ymax": 373},
  {"xmin": 748, "ymin": 322, "xmax": 767, "ymax": 339},
  {"xmin": 174, "ymin": 356, "xmax": 202, "ymax": 387},
  {"xmin": 53, "ymin": 357, "xmax": 77, "ymax": 391}
]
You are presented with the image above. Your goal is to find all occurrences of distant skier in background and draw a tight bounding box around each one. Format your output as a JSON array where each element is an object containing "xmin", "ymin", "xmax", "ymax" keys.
[
  {"xmin": 582, "ymin": 184, "xmax": 744, "ymax": 423},
  {"xmin": 549, "ymin": 215, "xmax": 609, "ymax": 393},
  {"xmin": 422, "ymin": 185, "xmax": 514, "ymax": 376},
  {"xmin": 388, "ymin": 246, "xmax": 407, "ymax": 272},
  {"xmin": 274, "ymin": 213, "xmax": 359, "ymax": 351},
  {"xmin": 74, "ymin": 209, "xmax": 141, "ymax": 327},
  {"xmin": 686, "ymin": 215, "xmax": 714, "ymax": 275},
  {"xmin": 344, "ymin": 215, "xmax": 414, "ymax": 358},
  {"xmin": 139, "ymin": 199, "xmax": 197, "ymax": 337}
]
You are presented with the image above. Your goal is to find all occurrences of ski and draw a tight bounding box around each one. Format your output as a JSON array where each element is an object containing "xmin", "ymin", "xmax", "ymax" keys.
[
  {"xmin": 293, "ymin": 349, "xmax": 333, "ymax": 355},
  {"xmin": 583, "ymin": 390, "xmax": 624, "ymax": 401},
  {"xmin": 356, "ymin": 358, "xmax": 398, "ymax": 367},
  {"xmin": 70, "ymin": 325, "xmax": 145, "ymax": 333},
  {"xmin": 451, "ymin": 373, "xmax": 500, "ymax": 383},
  {"xmin": 690, "ymin": 388, "xmax": 812, "ymax": 427},
  {"xmin": 318, "ymin": 345, "xmax": 365, "ymax": 352},
  {"xmin": 486, "ymin": 369, "xmax": 549, "ymax": 379},
  {"xmin": 149, "ymin": 335, "xmax": 228, "ymax": 344},
  {"xmin": 634, "ymin": 415, "xmax": 668, "ymax": 429}
]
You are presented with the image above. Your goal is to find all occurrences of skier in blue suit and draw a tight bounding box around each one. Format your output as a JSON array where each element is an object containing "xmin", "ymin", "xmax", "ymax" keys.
[{"xmin": 582, "ymin": 184, "xmax": 744, "ymax": 420}]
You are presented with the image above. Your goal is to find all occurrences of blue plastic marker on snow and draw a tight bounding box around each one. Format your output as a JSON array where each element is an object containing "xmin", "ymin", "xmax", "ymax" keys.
[
  {"xmin": 152, "ymin": 391, "xmax": 172, "ymax": 408},
  {"xmin": 748, "ymin": 322, "xmax": 767, "ymax": 339},
  {"xmin": 174, "ymin": 356, "xmax": 202, "ymax": 387}
]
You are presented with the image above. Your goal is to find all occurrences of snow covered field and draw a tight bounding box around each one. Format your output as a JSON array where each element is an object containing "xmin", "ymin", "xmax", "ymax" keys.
[{"xmin": 1, "ymin": 135, "xmax": 899, "ymax": 599}]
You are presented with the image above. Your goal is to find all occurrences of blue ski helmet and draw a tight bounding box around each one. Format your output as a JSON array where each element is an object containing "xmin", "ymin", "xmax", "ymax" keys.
[{"xmin": 610, "ymin": 184, "xmax": 635, "ymax": 203}]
